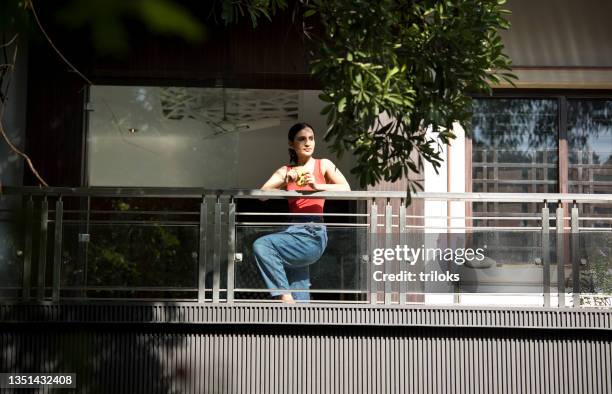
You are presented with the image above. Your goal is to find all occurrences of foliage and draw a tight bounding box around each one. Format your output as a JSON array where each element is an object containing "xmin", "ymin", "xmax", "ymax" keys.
[
  {"xmin": 55, "ymin": 0, "xmax": 288, "ymax": 54},
  {"xmin": 1, "ymin": 0, "xmax": 288, "ymax": 55},
  {"xmin": 1, "ymin": 0, "xmax": 515, "ymax": 196},
  {"xmin": 308, "ymin": 0, "xmax": 515, "ymax": 195},
  {"xmin": 217, "ymin": 0, "xmax": 288, "ymax": 27},
  {"xmin": 85, "ymin": 200, "xmax": 198, "ymax": 290},
  {"xmin": 0, "ymin": 1, "xmax": 27, "ymax": 32},
  {"xmin": 580, "ymin": 232, "xmax": 612, "ymax": 294},
  {"xmin": 56, "ymin": 0, "xmax": 206, "ymax": 54}
]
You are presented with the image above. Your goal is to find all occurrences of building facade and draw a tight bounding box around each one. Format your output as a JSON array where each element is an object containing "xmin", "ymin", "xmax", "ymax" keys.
[{"xmin": 0, "ymin": 0, "xmax": 611, "ymax": 392}]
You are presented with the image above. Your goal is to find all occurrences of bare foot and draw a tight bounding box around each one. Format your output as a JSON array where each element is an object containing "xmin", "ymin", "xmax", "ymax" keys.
[{"xmin": 279, "ymin": 294, "xmax": 295, "ymax": 303}]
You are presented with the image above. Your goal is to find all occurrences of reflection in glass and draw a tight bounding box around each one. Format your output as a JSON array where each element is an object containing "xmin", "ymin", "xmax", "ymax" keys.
[
  {"xmin": 471, "ymin": 98, "xmax": 559, "ymax": 194},
  {"xmin": 471, "ymin": 99, "xmax": 559, "ymax": 229},
  {"xmin": 568, "ymin": 99, "xmax": 612, "ymax": 220},
  {"xmin": 577, "ymin": 232, "xmax": 612, "ymax": 306}
]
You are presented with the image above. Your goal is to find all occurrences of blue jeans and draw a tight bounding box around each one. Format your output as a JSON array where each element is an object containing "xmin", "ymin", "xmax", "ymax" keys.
[{"xmin": 253, "ymin": 218, "xmax": 327, "ymax": 301}]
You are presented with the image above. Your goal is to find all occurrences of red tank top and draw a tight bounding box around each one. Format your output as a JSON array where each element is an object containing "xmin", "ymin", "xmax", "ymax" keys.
[{"xmin": 285, "ymin": 159, "xmax": 326, "ymax": 214}]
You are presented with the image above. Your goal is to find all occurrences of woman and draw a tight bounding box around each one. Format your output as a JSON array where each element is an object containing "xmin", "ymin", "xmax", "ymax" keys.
[{"xmin": 253, "ymin": 122, "xmax": 351, "ymax": 302}]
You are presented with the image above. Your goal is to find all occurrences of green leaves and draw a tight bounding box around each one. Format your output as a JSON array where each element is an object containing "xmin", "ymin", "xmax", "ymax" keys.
[
  {"xmin": 309, "ymin": 0, "xmax": 515, "ymax": 199},
  {"xmin": 220, "ymin": 0, "xmax": 288, "ymax": 27},
  {"xmin": 303, "ymin": 9, "xmax": 317, "ymax": 18},
  {"xmin": 337, "ymin": 97, "xmax": 347, "ymax": 113},
  {"xmin": 138, "ymin": 0, "xmax": 204, "ymax": 41},
  {"xmin": 49, "ymin": 0, "xmax": 288, "ymax": 55},
  {"xmin": 56, "ymin": 0, "xmax": 205, "ymax": 54}
]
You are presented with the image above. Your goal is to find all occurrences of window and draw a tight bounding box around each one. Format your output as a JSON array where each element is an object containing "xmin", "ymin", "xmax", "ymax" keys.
[
  {"xmin": 472, "ymin": 98, "xmax": 559, "ymax": 194},
  {"xmin": 568, "ymin": 99, "xmax": 612, "ymax": 194},
  {"xmin": 471, "ymin": 95, "xmax": 612, "ymax": 220}
]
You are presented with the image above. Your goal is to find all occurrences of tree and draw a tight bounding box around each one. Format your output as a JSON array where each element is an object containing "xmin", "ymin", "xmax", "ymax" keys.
[
  {"xmin": 307, "ymin": 0, "xmax": 514, "ymax": 198},
  {"xmin": 1, "ymin": 0, "xmax": 514, "ymax": 195}
]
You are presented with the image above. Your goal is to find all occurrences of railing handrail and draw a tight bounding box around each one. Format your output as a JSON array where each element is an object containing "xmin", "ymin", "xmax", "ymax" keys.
[
  {"xmin": 3, "ymin": 186, "xmax": 612, "ymax": 203},
  {"xmin": 3, "ymin": 186, "xmax": 612, "ymax": 308}
]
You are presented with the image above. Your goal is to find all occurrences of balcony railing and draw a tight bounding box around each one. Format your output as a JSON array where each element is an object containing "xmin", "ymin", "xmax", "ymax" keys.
[{"xmin": 1, "ymin": 187, "xmax": 611, "ymax": 308}]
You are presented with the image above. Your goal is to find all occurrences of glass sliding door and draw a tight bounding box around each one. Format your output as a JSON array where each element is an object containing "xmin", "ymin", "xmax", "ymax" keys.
[
  {"xmin": 471, "ymin": 98, "xmax": 559, "ymax": 225},
  {"xmin": 470, "ymin": 94, "xmax": 612, "ymax": 224},
  {"xmin": 568, "ymin": 99, "xmax": 612, "ymax": 220}
]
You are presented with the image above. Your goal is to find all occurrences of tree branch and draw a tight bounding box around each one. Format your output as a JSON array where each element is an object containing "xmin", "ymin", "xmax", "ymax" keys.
[
  {"xmin": 27, "ymin": 0, "xmax": 94, "ymax": 87},
  {"xmin": 0, "ymin": 35, "xmax": 49, "ymax": 188}
]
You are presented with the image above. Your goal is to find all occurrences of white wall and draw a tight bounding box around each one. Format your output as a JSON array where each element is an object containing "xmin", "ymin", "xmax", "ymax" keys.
[
  {"xmin": 423, "ymin": 124, "xmax": 469, "ymax": 303},
  {"xmin": 423, "ymin": 123, "xmax": 466, "ymax": 230}
]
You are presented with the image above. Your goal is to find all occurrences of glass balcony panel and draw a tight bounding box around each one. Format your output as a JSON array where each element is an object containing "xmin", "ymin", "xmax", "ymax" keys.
[
  {"xmin": 60, "ymin": 219, "xmax": 199, "ymax": 299},
  {"xmin": 0, "ymin": 195, "xmax": 25, "ymax": 298},
  {"xmin": 576, "ymin": 232, "xmax": 612, "ymax": 307},
  {"xmin": 234, "ymin": 225, "xmax": 368, "ymax": 301}
]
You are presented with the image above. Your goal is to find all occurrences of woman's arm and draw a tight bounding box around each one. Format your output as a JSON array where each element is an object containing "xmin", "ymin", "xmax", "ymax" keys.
[
  {"xmin": 261, "ymin": 166, "xmax": 289, "ymax": 190},
  {"xmin": 308, "ymin": 159, "xmax": 351, "ymax": 191}
]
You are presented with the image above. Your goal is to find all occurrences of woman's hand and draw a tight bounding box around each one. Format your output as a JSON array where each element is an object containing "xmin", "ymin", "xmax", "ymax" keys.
[
  {"xmin": 285, "ymin": 168, "xmax": 299, "ymax": 183},
  {"xmin": 260, "ymin": 166, "xmax": 292, "ymax": 199},
  {"xmin": 304, "ymin": 173, "xmax": 320, "ymax": 190}
]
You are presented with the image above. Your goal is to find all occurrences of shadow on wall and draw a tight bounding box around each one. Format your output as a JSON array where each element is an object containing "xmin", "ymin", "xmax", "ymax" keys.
[{"xmin": 0, "ymin": 305, "xmax": 233, "ymax": 394}]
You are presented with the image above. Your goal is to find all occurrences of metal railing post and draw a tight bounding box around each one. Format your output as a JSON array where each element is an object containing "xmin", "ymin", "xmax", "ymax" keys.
[
  {"xmin": 77, "ymin": 195, "xmax": 91, "ymax": 299},
  {"xmin": 399, "ymin": 200, "xmax": 407, "ymax": 305},
  {"xmin": 197, "ymin": 196, "xmax": 207, "ymax": 303},
  {"xmin": 22, "ymin": 197, "xmax": 33, "ymax": 300},
  {"xmin": 571, "ymin": 203, "xmax": 580, "ymax": 307},
  {"xmin": 541, "ymin": 203, "xmax": 550, "ymax": 307},
  {"xmin": 37, "ymin": 196, "xmax": 48, "ymax": 300},
  {"xmin": 556, "ymin": 204, "xmax": 566, "ymax": 308},
  {"xmin": 369, "ymin": 200, "xmax": 378, "ymax": 305},
  {"xmin": 226, "ymin": 198, "xmax": 236, "ymax": 303},
  {"xmin": 384, "ymin": 199, "xmax": 393, "ymax": 304},
  {"xmin": 52, "ymin": 197, "xmax": 63, "ymax": 302},
  {"xmin": 84, "ymin": 195, "xmax": 90, "ymax": 298},
  {"xmin": 212, "ymin": 197, "xmax": 222, "ymax": 303}
]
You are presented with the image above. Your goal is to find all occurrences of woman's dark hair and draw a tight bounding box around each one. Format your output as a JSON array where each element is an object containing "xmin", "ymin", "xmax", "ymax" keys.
[{"xmin": 288, "ymin": 122, "xmax": 314, "ymax": 164}]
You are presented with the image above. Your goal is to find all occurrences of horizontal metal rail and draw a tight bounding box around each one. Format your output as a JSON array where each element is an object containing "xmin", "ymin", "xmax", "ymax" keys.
[
  {"xmin": 60, "ymin": 286, "xmax": 199, "ymax": 292},
  {"xmin": 4, "ymin": 186, "xmax": 612, "ymax": 203},
  {"xmin": 234, "ymin": 288, "xmax": 367, "ymax": 294},
  {"xmin": 61, "ymin": 220, "xmax": 200, "ymax": 226},
  {"xmin": 473, "ymin": 162, "xmax": 557, "ymax": 168},
  {"xmin": 405, "ymin": 225, "xmax": 543, "ymax": 231},
  {"xmin": 65, "ymin": 209, "xmax": 200, "ymax": 215},
  {"xmin": 237, "ymin": 222, "xmax": 368, "ymax": 227},
  {"xmin": 238, "ymin": 212, "xmax": 368, "ymax": 217},
  {"xmin": 49, "ymin": 296, "xmax": 202, "ymax": 302}
]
